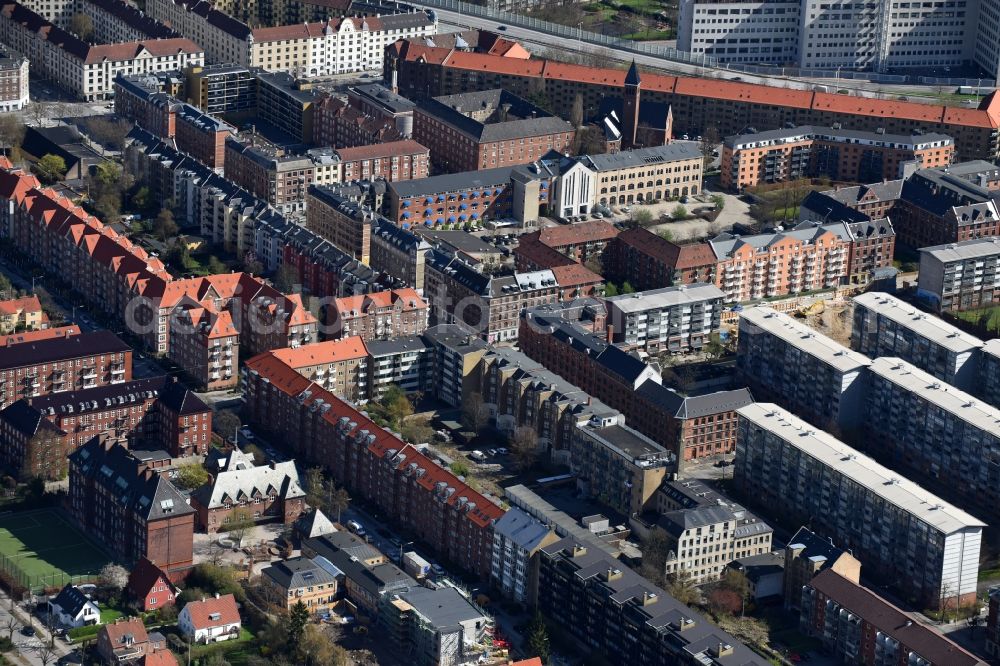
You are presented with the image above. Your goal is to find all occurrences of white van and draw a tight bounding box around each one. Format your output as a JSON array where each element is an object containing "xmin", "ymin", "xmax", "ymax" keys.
[
  {"xmin": 346, "ymin": 520, "xmax": 365, "ymax": 536},
  {"xmin": 470, "ymin": 450, "xmax": 488, "ymax": 462}
]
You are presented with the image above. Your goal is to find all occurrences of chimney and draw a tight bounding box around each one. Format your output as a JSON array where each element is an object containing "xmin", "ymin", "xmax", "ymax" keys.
[
  {"xmin": 606, "ymin": 322, "xmax": 614, "ymax": 341},
  {"xmin": 215, "ymin": 592, "xmax": 221, "ymax": 599},
  {"xmin": 500, "ymin": 102, "xmax": 512, "ymax": 122}
]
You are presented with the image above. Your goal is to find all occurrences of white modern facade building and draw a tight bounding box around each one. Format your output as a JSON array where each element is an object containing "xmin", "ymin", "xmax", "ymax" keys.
[
  {"xmin": 490, "ymin": 507, "xmax": 558, "ymax": 605},
  {"xmin": 604, "ymin": 282, "xmax": 724, "ymax": 353},
  {"xmin": 679, "ymin": 0, "xmax": 995, "ymax": 76},
  {"xmin": 736, "ymin": 402, "xmax": 984, "ymax": 609},
  {"xmin": 0, "ymin": 51, "xmax": 28, "ymax": 112}
]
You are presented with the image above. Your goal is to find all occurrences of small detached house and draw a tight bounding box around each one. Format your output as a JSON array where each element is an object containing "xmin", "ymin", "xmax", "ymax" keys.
[
  {"xmin": 97, "ymin": 617, "xmax": 151, "ymax": 664},
  {"xmin": 127, "ymin": 557, "xmax": 178, "ymax": 612},
  {"xmin": 48, "ymin": 584, "xmax": 100, "ymax": 628},
  {"xmin": 178, "ymin": 593, "xmax": 241, "ymax": 644}
]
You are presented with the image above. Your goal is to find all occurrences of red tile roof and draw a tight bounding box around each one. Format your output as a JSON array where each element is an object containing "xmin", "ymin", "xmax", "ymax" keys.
[
  {"xmin": 103, "ymin": 617, "xmax": 149, "ymax": 648},
  {"xmin": 182, "ymin": 593, "xmax": 240, "ymax": 630},
  {"xmin": 143, "ymin": 650, "xmax": 179, "ymax": 666},
  {"xmin": 0, "ymin": 295, "xmax": 42, "ymax": 316},
  {"xmin": 84, "ymin": 39, "xmax": 202, "ymax": 65},
  {"xmin": 0, "ymin": 324, "xmax": 80, "ymax": 347},
  {"xmin": 333, "ymin": 288, "xmax": 427, "ymax": 316},
  {"xmin": 397, "ymin": 43, "xmax": 1000, "ymax": 130},
  {"xmin": 270, "ymin": 338, "xmax": 369, "ymax": 367},
  {"xmin": 536, "ymin": 220, "xmax": 619, "ymax": 248},
  {"xmin": 550, "ymin": 263, "xmax": 603, "ymax": 287},
  {"xmin": 336, "ymin": 139, "xmax": 429, "ymax": 162},
  {"xmin": 513, "ymin": 239, "xmax": 577, "ymax": 270},
  {"xmin": 617, "ymin": 227, "xmax": 716, "ymax": 269}
]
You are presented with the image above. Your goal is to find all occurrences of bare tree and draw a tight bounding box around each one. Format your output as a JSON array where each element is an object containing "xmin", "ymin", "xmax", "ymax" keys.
[
  {"xmin": 509, "ymin": 426, "xmax": 540, "ymax": 472},
  {"xmin": 462, "ymin": 392, "xmax": 490, "ymax": 435},
  {"xmin": 69, "ymin": 13, "xmax": 95, "ymax": 42},
  {"xmin": 0, "ymin": 116, "xmax": 25, "ymax": 157},
  {"xmin": 3, "ymin": 616, "xmax": 17, "ymax": 641},
  {"xmin": 226, "ymin": 506, "xmax": 256, "ymax": 548}
]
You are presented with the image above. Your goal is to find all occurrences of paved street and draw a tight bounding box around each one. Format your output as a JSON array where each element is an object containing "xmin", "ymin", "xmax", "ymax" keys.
[{"xmin": 0, "ymin": 589, "xmax": 72, "ymax": 666}]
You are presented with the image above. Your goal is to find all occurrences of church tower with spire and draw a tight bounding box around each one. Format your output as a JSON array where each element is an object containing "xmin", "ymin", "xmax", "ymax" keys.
[{"xmin": 622, "ymin": 60, "xmax": 642, "ymax": 149}]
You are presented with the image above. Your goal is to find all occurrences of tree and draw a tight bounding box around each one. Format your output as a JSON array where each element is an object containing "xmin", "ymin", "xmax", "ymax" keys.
[
  {"xmin": 82, "ymin": 117, "xmax": 132, "ymax": 152},
  {"xmin": 207, "ymin": 255, "xmax": 227, "ymax": 275},
  {"xmin": 288, "ymin": 601, "xmax": 310, "ymax": 653},
  {"xmin": 574, "ymin": 126, "xmax": 606, "ymax": 156},
  {"xmin": 3, "ymin": 616, "xmax": 17, "ymax": 641},
  {"xmin": 380, "ymin": 384, "xmax": 413, "ymax": 429},
  {"xmin": 526, "ymin": 612, "xmax": 550, "ymax": 664},
  {"xmin": 707, "ymin": 588, "xmax": 743, "ymax": 617},
  {"xmin": 510, "ymin": 426, "xmax": 539, "ymax": 472},
  {"xmin": 167, "ymin": 241, "xmax": 193, "ymax": 272},
  {"xmin": 711, "ymin": 194, "xmax": 726, "ymax": 211},
  {"xmin": 226, "ymin": 506, "xmax": 256, "ymax": 547},
  {"xmin": 175, "ymin": 462, "xmax": 209, "ymax": 490},
  {"xmin": 570, "ymin": 93, "xmax": 584, "ymax": 129},
  {"xmin": 719, "ymin": 569, "xmax": 750, "ymax": 601},
  {"xmin": 461, "ymin": 392, "xmax": 490, "ymax": 435},
  {"xmin": 99, "ymin": 563, "xmax": 129, "ymax": 591},
  {"xmin": 299, "ymin": 624, "xmax": 349, "ymax": 666},
  {"xmin": 213, "ymin": 410, "xmax": 241, "ymax": 441},
  {"xmin": 274, "ymin": 263, "xmax": 299, "ymax": 293},
  {"xmin": 33, "ymin": 154, "xmax": 67, "ymax": 183},
  {"xmin": 666, "ymin": 570, "xmax": 700, "ymax": 606},
  {"xmin": 69, "ymin": 12, "xmax": 94, "ymax": 41},
  {"xmin": 621, "ymin": 281, "xmax": 635, "ymax": 294},
  {"xmin": 633, "ymin": 208, "xmax": 654, "ymax": 227},
  {"xmin": 658, "ymin": 229, "xmax": 673, "ymax": 242},
  {"xmin": 604, "ymin": 282, "xmax": 619, "ymax": 297},
  {"xmin": 700, "ymin": 126, "xmax": 720, "ymax": 169},
  {"xmin": 243, "ymin": 259, "xmax": 265, "ymax": 275},
  {"xmin": 0, "ymin": 116, "xmax": 25, "ymax": 157},
  {"xmin": 26, "ymin": 102, "xmax": 47, "ymax": 128},
  {"xmin": 94, "ymin": 193, "xmax": 121, "ymax": 222},
  {"xmin": 305, "ymin": 467, "xmax": 330, "ymax": 511},
  {"xmin": 328, "ymin": 485, "xmax": 350, "ymax": 524},
  {"xmin": 672, "ymin": 205, "xmax": 689, "ymax": 221},
  {"xmin": 154, "ymin": 208, "xmax": 178, "ymax": 241}
]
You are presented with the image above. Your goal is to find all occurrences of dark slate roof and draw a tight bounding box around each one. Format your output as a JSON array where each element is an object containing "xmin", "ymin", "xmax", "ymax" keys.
[
  {"xmin": 809, "ymin": 570, "xmax": 985, "ymax": 666},
  {"xmin": 675, "ymin": 388, "xmax": 754, "ymax": 419},
  {"xmin": 388, "ymin": 166, "xmax": 514, "ymax": 199},
  {"xmin": 538, "ymin": 537, "xmax": 768, "ymax": 665},
  {"xmin": 308, "ymin": 544, "xmax": 414, "ymax": 596},
  {"xmin": 365, "ymin": 335, "xmax": 432, "ymax": 357},
  {"xmin": 0, "ymin": 400, "xmax": 56, "ymax": 438},
  {"xmin": 400, "ymin": 587, "xmax": 485, "ymax": 630},
  {"xmin": 901, "ymin": 169, "xmax": 990, "ymax": 216},
  {"xmin": 157, "ymin": 378, "xmax": 210, "ymax": 415},
  {"xmin": 50, "ymin": 584, "xmax": 94, "ymax": 617},
  {"xmin": 625, "ymin": 60, "xmax": 641, "ymax": 86},
  {"xmin": 593, "ymin": 345, "xmax": 648, "ymax": 384},
  {"xmin": 786, "ymin": 526, "xmax": 848, "ymax": 566},
  {"xmin": 262, "ymin": 556, "xmax": 338, "ymax": 590},
  {"xmin": 416, "ymin": 89, "xmax": 571, "ymax": 143},
  {"xmin": 0, "ymin": 330, "xmax": 129, "ymax": 370},
  {"xmin": 69, "ymin": 437, "xmax": 193, "ymax": 521},
  {"xmin": 799, "ymin": 191, "xmax": 870, "ymax": 224},
  {"xmin": 729, "ymin": 552, "xmax": 785, "ymax": 584}
]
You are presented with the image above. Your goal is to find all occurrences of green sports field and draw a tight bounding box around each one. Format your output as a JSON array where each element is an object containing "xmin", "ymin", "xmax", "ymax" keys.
[{"xmin": 0, "ymin": 509, "xmax": 110, "ymax": 591}]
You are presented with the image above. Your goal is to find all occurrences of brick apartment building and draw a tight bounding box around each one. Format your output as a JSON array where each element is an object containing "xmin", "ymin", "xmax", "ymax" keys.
[
  {"xmin": 738, "ymin": 403, "xmax": 984, "ymax": 609},
  {"xmin": 802, "ymin": 570, "xmax": 985, "ymax": 665},
  {"xmin": 328, "ymin": 288, "xmax": 429, "ymax": 342},
  {"xmin": 516, "ymin": 221, "xmax": 619, "ymax": 267},
  {"xmin": 256, "ymin": 338, "xmax": 370, "ymax": 403},
  {"xmin": 0, "ymin": 330, "xmax": 132, "ymax": 409},
  {"xmin": 369, "ymin": 219, "xmax": 432, "ymax": 289},
  {"xmin": 520, "ymin": 302, "xmax": 753, "ymax": 466},
  {"xmin": 345, "ymin": 83, "xmax": 415, "ymax": 136},
  {"xmin": 721, "ymin": 126, "xmax": 955, "ymax": 191},
  {"xmin": 894, "ymin": 163, "xmax": 1000, "ymax": 248},
  {"xmin": 313, "ymin": 95, "xmax": 404, "ymax": 149},
  {"xmin": 387, "ymin": 40, "xmax": 1000, "ymax": 162},
  {"xmin": 191, "ymin": 460, "xmax": 306, "ymax": 532},
  {"xmin": 0, "ymin": 375, "xmax": 211, "ymax": 479},
  {"xmin": 385, "ymin": 167, "xmax": 515, "ymax": 226},
  {"xmin": 169, "ymin": 305, "xmax": 239, "ymax": 390},
  {"xmin": 224, "ymin": 138, "xmax": 339, "ymax": 215},
  {"xmin": 0, "ymin": 51, "xmax": 28, "ymax": 112},
  {"xmin": 782, "ymin": 526, "xmax": 861, "ymax": 610},
  {"xmin": 306, "ymin": 186, "xmax": 377, "ymax": 264},
  {"xmin": 802, "ymin": 180, "xmax": 903, "ymax": 222},
  {"xmin": 918, "ymin": 237, "xmax": 1000, "ymax": 313},
  {"xmin": 69, "ymin": 437, "xmax": 194, "ymax": 580},
  {"xmin": 603, "ymin": 227, "xmax": 718, "ymax": 291},
  {"xmin": 424, "ymin": 251, "xmax": 560, "ymax": 343},
  {"xmin": 0, "ymin": 325, "xmax": 80, "ymax": 348},
  {"xmin": 241, "ymin": 355, "xmax": 505, "ymax": 579},
  {"xmin": 412, "ymin": 89, "xmax": 574, "ymax": 173},
  {"xmin": 337, "ymin": 140, "xmax": 429, "ymax": 182}
]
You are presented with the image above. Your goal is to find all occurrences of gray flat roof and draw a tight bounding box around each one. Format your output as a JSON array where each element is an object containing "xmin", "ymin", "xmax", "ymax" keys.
[
  {"xmin": 739, "ymin": 306, "xmax": 871, "ymax": 373},
  {"xmin": 869, "ymin": 357, "xmax": 1000, "ymax": 436},
  {"xmin": 853, "ymin": 292, "xmax": 983, "ymax": 353},
  {"xmin": 606, "ymin": 282, "xmax": 724, "ymax": 313},
  {"xmin": 920, "ymin": 237, "xmax": 1000, "ymax": 263},
  {"xmin": 739, "ymin": 403, "xmax": 986, "ymax": 534},
  {"xmin": 580, "ymin": 142, "xmax": 701, "ymax": 171}
]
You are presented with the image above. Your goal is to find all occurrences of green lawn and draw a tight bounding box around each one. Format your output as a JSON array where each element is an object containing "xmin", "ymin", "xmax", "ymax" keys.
[
  {"xmin": 100, "ymin": 605, "xmax": 124, "ymax": 623},
  {"xmin": 954, "ymin": 306, "xmax": 1000, "ymax": 334},
  {"xmin": 0, "ymin": 509, "xmax": 109, "ymax": 591}
]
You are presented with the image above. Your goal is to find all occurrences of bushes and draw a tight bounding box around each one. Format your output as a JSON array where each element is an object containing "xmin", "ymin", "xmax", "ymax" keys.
[{"xmin": 68, "ymin": 624, "xmax": 102, "ymax": 641}]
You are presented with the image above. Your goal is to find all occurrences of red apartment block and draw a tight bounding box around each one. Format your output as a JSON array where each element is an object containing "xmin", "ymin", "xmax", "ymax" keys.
[
  {"xmin": 242, "ymin": 353, "xmax": 504, "ymax": 579},
  {"xmin": 328, "ymin": 288, "xmax": 429, "ymax": 341},
  {"xmin": 337, "ymin": 140, "xmax": 430, "ymax": 182}
]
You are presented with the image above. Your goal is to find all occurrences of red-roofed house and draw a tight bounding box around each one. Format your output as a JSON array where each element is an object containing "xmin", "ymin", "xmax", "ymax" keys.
[
  {"xmin": 97, "ymin": 617, "xmax": 156, "ymax": 664},
  {"xmin": 524, "ymin": 221, "xmax": 620, "ymax": 264},
  {"xmin": 266, "ymin": 338, "xmax": 370, "ymax": 401},
  {"xmin": 328, "ymin": 288, "xmax": 429, "ymax": 341},
  {"xmin": 178, "ymin": 593, "xmax": 241, "ymax": 644},
  {"xmin": 0, "ymin": 295, "xmax": 46, "ymax": 333},
  {"xmin": 605, "ymin": 227, "xmax": 718, "ymax": 290},
  {"xmin": 127, "ymin": 557, "xmax": 178, "ymax": 612},
  {"xmin": 550, "ymin": 264, "xmax": 604, "ymax": 299},
  {"xmin": 242, "ymin": 352, "xmax": 505, "ymax": 579}
]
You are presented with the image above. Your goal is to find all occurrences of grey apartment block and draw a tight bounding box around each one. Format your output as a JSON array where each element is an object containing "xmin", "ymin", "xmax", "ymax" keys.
[
  {"xmin": 736, "ymin": 306, "xmax": 870, "ymax": 431},
  {"xmin": 736, "ymin": 402, "xmax": 983, "ymax": 609},
  {"xmin": 979, "ymin": 339, "xmax": 1000, "ymax": 409},
  {"xmin": 851, "ymin": 292, "xmax": 983, "ymax": 391},
  {"xmin": 918, "ymin": 237, "xmax": 1000, "ymax": 313},
  {"xmin": 604, "ymin": 283, "xmax": 724, "ymax": 353},
  {"xmin": 863, "ymin": 356, "xmax": 1000, "ymax": 520}
]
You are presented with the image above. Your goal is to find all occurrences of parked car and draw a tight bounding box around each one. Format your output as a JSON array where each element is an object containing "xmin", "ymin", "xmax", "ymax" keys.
[
  {"xmin": 20, "ymin": 626, "xmax": 35, "ymax": 637},
  {"xmin": 346, "ymin": 520, "xmax": 366, "ymax": 536},
  {"xmin": 496, "ymin": 447, "xmax": 508, "ymax": 455}
]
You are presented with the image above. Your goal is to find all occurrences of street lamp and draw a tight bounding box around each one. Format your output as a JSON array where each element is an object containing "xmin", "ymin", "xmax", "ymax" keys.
[{"xmin": 30, "ymin": 275, "xmax": 43, "ymax": 294}]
